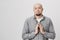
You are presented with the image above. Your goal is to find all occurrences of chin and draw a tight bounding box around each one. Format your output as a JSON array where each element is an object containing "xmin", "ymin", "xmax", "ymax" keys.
[{"xmin": 36, "ymin": 14, "xmax": 41, "ymax": 16}]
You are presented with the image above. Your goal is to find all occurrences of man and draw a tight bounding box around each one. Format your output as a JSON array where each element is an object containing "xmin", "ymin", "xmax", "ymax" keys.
[{"xmin": 22, "ymin": 3, "xmax": 56, "ymax": 40}]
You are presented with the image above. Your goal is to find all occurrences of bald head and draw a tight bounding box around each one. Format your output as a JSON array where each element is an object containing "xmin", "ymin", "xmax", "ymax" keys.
[{"xmin": 33, "ymin": 3, "xmax": 43, "ymax": 16}]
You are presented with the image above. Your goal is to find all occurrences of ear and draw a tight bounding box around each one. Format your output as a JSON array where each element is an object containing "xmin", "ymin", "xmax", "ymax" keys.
[{"xmin": 42, "ymin": 8, "xmax": 43, "ymax": 11}]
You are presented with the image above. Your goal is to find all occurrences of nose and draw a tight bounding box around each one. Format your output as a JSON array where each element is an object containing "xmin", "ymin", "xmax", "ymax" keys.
[{"xmin": 37, "ymin": 9, "xmax": 39, "ymax": 11}]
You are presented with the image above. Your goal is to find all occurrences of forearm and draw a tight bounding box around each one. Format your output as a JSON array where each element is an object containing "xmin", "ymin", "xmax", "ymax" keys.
[
  {"xmin": 22, "ymin": 31, "xmax": 36, "ymax": 39},
  {"xmin": 42, "ymin": 32, "xmax": 56, "ymax": 39}
]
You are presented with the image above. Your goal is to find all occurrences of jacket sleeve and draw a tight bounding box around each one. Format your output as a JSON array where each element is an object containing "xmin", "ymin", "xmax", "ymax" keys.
[
  {"xmin": 43, "ymin": 19, "xmax": 56, "ymax": 39},
  {"xmin": 22, "ymin": 19, "xmax": 36, "ymax": 40}
]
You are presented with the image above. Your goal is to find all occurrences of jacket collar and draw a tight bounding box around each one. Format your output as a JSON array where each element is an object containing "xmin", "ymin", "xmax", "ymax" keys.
[{"xmin": 33, "ymin": 15, "xmax": 45, "ymax": 22}]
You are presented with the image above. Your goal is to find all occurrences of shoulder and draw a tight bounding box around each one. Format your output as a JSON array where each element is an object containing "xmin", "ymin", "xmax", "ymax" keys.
[
  {"xmin": 24, "ymin": 16, "xmax": 33, "ymax": 23},
  {"xmin": 44, "ymin": 16, "xmax": 52, "ymax": 22}
]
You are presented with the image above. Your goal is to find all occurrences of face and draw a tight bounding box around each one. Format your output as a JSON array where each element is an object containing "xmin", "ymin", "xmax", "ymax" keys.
[{"xmin": 33, "ymin": 4, "xmax": 43, "ymax": 16}]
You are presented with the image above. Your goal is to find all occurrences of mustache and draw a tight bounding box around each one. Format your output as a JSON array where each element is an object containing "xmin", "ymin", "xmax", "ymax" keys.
[{"xmin": 36, "ymin": 14, "xmax": 42, "ymax": 16}]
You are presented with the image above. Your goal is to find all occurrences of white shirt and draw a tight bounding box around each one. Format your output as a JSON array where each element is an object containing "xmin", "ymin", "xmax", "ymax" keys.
[{"xmin": 36, "ymin": 16, "xmax": 43, "ymax": 23}]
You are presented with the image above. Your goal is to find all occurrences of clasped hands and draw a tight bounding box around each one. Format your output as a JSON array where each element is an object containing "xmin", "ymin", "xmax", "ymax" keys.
[{"xmin": 35, "ymin": 23, "xmax": 45, "ymax": 35}]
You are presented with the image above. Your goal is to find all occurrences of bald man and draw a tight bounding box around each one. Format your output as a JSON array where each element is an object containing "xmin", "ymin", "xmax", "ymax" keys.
[{"xmin": 22, "ymin": 3, "xmax": 56, "ymax": 40}]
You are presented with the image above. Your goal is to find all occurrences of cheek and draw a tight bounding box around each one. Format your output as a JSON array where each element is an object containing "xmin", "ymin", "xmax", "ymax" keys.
[
  {"xmin": 34, "ymin": 10, "xmax": 37, "ymax": 13},
  {"xmin": 39, "ymin": 10, "xmax": 43, "ymax": 13}
]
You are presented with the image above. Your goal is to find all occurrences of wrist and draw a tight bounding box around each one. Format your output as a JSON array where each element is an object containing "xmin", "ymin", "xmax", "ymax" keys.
[
  {"xmin": 41, "ymin": 31, "xmax": 45, "ymax": 34},
  {"xmin": 35, "ymin": 32, "xmax": 37, "ymax": 35}
]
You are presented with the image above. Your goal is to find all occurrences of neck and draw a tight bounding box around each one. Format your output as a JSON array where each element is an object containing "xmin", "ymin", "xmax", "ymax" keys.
[{"xmin": 34, "ymin": 14, "xmax": 43, "ymax": 19}]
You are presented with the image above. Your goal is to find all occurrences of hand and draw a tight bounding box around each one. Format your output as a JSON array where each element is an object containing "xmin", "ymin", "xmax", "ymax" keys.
[
  {"xmin": 35, "ymin": 24, "xmax": 39, "ymax": 35},
  {"xmin": 39, "ymin": 23, "xmax": 45, "ymax": 34}
]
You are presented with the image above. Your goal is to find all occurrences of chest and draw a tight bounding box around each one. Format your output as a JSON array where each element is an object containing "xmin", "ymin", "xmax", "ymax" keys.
[{"xmin": 28, "ymin": 19, "xmax": 50, "ymax": 32}]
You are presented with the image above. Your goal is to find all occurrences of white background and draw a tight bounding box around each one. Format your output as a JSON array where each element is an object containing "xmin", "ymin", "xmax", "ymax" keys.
[{"xmin": 0, "ymin": 0, "xmax": 60, "ymax": 40}]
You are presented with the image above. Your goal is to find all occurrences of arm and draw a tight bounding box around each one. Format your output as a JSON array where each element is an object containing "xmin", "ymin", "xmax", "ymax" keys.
[
  {"xmin": 22, "ymin": 19, "xmax": 36, "ymax": 40},
  {"xmin": 43, "ymin": 19, "xmax": 56, "ymax": 39}
]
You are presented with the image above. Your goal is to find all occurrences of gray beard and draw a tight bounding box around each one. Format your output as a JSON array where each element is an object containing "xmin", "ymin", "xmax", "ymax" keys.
[{"xmin": 36, "ymin": 14, "xmax": 42, "ymax": 16}]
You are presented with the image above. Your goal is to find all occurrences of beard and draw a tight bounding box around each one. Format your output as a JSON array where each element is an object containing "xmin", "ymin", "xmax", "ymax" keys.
[{"xmin": 36, "ymin": 14, "xmax": 42, "ymax": 16}]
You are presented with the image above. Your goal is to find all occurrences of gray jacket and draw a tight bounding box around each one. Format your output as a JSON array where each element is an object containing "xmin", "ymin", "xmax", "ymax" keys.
[{"xmin": 22, "ymin": 15, "xmax": 56, "ymax": 40}]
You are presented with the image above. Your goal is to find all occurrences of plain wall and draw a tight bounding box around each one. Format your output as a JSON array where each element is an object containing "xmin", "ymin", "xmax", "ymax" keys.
[{"xmin": 0, "ymin": 0, "xmax": 60, "ymax": 40}]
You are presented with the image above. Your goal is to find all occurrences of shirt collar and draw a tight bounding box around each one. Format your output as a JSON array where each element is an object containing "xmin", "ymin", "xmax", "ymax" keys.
[{"xmin": 33, "ymin": 15, "xmax": 45, "ymax": 22}]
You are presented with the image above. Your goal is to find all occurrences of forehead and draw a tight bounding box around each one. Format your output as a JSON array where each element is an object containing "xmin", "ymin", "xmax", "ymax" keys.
[{"xmin": 33, "ymin": 3, "xmax": 42, "ymax": 8}]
